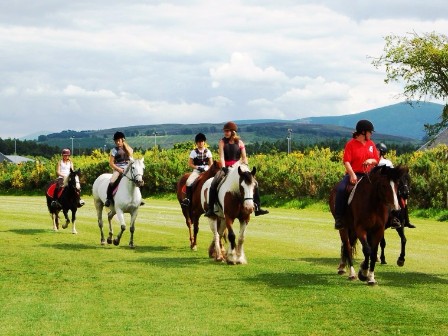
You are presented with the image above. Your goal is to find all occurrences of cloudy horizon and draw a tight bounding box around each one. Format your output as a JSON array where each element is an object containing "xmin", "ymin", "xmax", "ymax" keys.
[{"xmin": 1, "ymin": 0, "xmax": 447, "ymax": 139}]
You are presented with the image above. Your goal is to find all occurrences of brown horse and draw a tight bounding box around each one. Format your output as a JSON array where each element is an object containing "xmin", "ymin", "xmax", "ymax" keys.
[
  {"xmin": 202, "ymin": 162, "xmax": 257, "ymax": 264},
  {"xmin": 176, "ymin": 161, "xmax": 220, "ymax": 250},
  {"xmin": 329, "ymin": 165, "xmax": 409, "ymax": 285}
]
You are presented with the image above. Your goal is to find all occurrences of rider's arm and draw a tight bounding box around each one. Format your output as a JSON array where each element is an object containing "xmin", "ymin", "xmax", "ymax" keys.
[
  {"xmin": 188, "ymin": 157, "xmax": 196, "ymax": 169},
  {"xmin": 344, "ymin": 161, "xmax": 357, "ymax": 184},
  {"xmin": 109, "ymin": 154, "xmax": 124, "ymax": 174},
  {"xmin": 56, "ymin": 161, "xmax": 62, "ymax": 177},
  {"xmin": 218, "ymin": 140, "xmax": 225, "ymax": 168}
]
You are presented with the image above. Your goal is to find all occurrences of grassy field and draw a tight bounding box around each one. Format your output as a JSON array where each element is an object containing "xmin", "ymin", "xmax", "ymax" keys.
[{"xmin": 0, "ymin": 196, "xmax": 447, "ymax": 335}]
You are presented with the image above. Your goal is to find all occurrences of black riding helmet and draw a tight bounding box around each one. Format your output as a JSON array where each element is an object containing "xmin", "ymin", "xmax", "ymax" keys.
[
  {"xmin": 195, "ymin": 133, "xmax": 206, "ymax": 143},
  {"xmin": 376, "ymin": 143, "xmax": 387, "ymax": 156},
  {"xmin": 356, "ymin": 119, "xmax": 374, "ymax": 133},
  {"xmin": 113, "ymin": 131, "xmax": 126, "ymax": 140}
]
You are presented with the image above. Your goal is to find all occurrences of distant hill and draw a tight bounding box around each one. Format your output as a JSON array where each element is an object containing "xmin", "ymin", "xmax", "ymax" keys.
[
  {"xmin": 33, "ymin": 101, "xmax": 441, "ymax": 151},
  {"xmin": 296, "ymin": 101, "xmax": 443, "ymax": 140}
]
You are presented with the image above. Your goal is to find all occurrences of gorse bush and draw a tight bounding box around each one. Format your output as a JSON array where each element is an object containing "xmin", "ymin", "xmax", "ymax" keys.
[{"xmin": 1, "ymin": 144, "xmax": 447, "ymax": 210}]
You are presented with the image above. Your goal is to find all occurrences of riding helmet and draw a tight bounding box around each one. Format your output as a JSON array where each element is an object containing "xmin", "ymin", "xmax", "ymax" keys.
[
  {"xmin": 356, "ymin": 119, "xmax": 374, "ymax": 133},
  {"xmin": 113, "ymin": 131, "xmax": 126, "ymax": 140},
  {"xmin": 223, "ymin": 121, "xmax": 238, "ymax": 132},
  {"xmin": 62, "ymin": 148, "xmax": 71, "ymax": 155},
  {"xmin": 376, "ymin": 143, "xmax": 387, "ymax": 155},
  {"xmin": 195, "ymin": 133, "xmax": 206, "ymax": 143}
]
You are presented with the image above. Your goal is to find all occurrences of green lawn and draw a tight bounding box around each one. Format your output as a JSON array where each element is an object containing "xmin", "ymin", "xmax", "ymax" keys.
[{"xmin": 0, "ymin": 196, "xmax": 447, "ymax": 335}]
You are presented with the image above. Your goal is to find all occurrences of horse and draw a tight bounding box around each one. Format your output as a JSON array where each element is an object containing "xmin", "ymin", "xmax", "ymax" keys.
[
  {"xmin": 379, "ymin": 169, "xmax": 411, "ymax": 266},
  {"xmin": 92, "ymin": 158, "xmax": 145, "ymax": 248},
  {"xmin": 176, "ymin": 161, "xmax": 220, "ymax": 251},
  {"xmin": 45, "ymin": 168, "xmax": 82, "ymax": 234},
  {"xmin": 329, "ymin": 165, "xmax": 408, "ymax": 285},
  {"xmin": 201, "ymin": 162, "xmax": 257, "ymax": 264}
]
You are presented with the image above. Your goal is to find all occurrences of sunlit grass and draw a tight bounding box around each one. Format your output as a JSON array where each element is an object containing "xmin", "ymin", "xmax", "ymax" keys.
[{"xmin": 0, "ymin": 196, "xmax": 447, "ymax": 335}]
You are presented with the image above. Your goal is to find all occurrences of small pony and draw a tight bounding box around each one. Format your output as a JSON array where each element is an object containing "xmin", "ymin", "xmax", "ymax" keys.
[
  {"xmin": 92, "ymin": 158, "xmax": 145, "ymax": 248},
  {"xmin": 330, "ymin": 165, "xmax": 409, "ymax": 285},
  {"xmin": 201, "ymin": 162, "xmax": 257, "ymax": 264},
  {"xmin": 45, "ymin": 168, "xmax": 82, "ymax": 233},
  {"xmin": 379, "ymin": 169, "xmax": 412, "ymax": 266},
  {"xmin": 176, "ymin": 161, "xmax": 220, "ymax": 251}
]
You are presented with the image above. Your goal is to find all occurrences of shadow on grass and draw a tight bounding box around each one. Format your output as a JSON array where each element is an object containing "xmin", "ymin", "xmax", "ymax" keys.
[
  {"xmin": 8, "ymin": 228, "xmax": 49, "ymax": 235},
  {"xmin": 247, "ymin": 257, "xmax": 448, "ymax": 288},
  {"xmin": 133, "ymin": 256, "xmax": 208, "ymax": 268}
]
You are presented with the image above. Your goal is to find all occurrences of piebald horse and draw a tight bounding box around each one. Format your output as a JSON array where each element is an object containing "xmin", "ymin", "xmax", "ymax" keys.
[
  {"xmin": 329, "ymin": 165, "xmax": 408, "ymax": 285},
  {"xmin": 92, "ymin": 158, "xmax": 145, "ymax": 248},
  {"xmin": 45, "ymin": 168, "xmax": 82, "ymax": 234},
  {"xmin": 201, "ymin": 162, "xmax": 257, "ymax": 264}
]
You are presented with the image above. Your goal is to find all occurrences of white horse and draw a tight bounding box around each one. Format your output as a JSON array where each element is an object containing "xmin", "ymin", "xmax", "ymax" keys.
[
  {"xmin": 201, "ymin": 162, "xmax": 257, "ymax": 264},
  {"xmin": 92, "ymin": 158, "xmax": 145, "ymax": 248}
]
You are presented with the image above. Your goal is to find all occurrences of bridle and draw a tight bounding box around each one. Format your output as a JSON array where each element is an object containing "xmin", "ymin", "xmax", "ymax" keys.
[{"xmin": 123, "ymin": 160, "xmax": 144, "ymax": 185}]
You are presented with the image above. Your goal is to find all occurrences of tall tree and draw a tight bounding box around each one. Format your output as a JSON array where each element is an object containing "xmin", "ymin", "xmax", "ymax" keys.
[{"xmin": 372, "ymin": 32, "xmax": 448, "ymax": 139}]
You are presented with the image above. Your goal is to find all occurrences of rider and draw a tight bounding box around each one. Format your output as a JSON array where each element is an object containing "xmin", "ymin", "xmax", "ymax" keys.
[
  {"xmin": 376, "ymin": 142, "xmax": 416, "ymax": 229},
  {"xmin": 204, "ymin": 121, "xmax": 269, "ymax": 217},
  {"xmin": 181, "ymin": 133, "xmax": 213, "ymax": 207},
  {"xmin": 104, "ymin": 131, "xmax": 134, "ymax": 207},
  {"xmin": 51, "ymin": 148, "xmax": 85, "ymax": 208},
  {"xmin": 334, "ymin": 120, "xmax": 379, "ymax": 230}
]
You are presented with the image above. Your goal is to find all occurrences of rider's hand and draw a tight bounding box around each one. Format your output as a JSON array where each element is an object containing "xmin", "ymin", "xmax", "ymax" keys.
[{"xmin": 197, "ymin": 167, "xmax": 205, "ymax": 172}]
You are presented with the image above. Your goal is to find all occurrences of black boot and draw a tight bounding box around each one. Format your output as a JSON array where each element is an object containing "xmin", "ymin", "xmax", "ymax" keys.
[
  {"xmin": 334, "ymin": 216, "xmax": 344, "ymax": 230},
  {"xmin": 51, "ymin": 186, "xmax": 61, "ymax": 208},
  {"xmin": 254, "ymin": 187, "xmax": 269, "ymax": 216},
  {"xmin": 181, "ymin": 186, "xmax": 192, "ymax": 207},
  {"xmin": 204, "ymin": 186, "xmax": 217, "ymax": 217},
  {"xmin": 104, "ymin": 183, "xmax": 114, "ymax": 207}
]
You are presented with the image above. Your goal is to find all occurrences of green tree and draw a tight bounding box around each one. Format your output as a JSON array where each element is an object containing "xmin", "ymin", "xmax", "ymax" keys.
[{"xmin": 372, "ymin": 32, "xmax": 448, "ymax": 139}]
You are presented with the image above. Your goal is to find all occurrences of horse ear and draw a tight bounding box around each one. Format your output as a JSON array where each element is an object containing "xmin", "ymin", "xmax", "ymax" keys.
[{"xmin": 251, "ymin": 166, "xmax": 256, "ymax": 176}]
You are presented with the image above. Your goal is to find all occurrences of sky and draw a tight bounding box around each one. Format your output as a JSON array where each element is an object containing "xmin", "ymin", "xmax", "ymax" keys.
[{"xmin": 1, "ymin": 0, "xmax": 447, "ymax": 139}]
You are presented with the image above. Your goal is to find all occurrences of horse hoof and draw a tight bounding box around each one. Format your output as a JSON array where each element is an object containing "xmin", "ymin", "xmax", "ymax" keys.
[
  {"xmin": 367, "ymin": 280, "xmax": 378, "ymax": 286},
  {"xmin": 397, "ymin": 259, "xmax": 405, "ymax": 267},
  {"xmin": 62, "ymin": 224, "xmax": 68, "ymax": 229},
  {"xmin": 191, "ymin": 245, "xmax": 198, "ymax": 252},
  {"xmin": 107, "ymin": 238, "xmax": 113, "ymax": 245},
  {"xmin": 101, "ymin": 240, "xmax": 106, "ymax": 245},
  {"xmin": 113, "ymin": 239, "xmax": 120, "ymax": 246},
  {"xmin": 348, "ymin": 275, "xmax": 356, "ymax": 281},
  {"xmin": 381, "ymin": 260, "xmax": 387, "ymax": 265},
  {"xmin": 72, "ymin": 230, "xmax": 78, "ymax": 234},
  {"xmin": 337, "ymin": 269, "xmax": 346, "ymax": 275},
  {"xmin": 358, "ymin": 270, "xmax": 367, "ymax": 282}
]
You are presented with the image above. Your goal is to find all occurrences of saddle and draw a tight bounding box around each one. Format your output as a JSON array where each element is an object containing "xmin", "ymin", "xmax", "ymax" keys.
[{"xmin": 46, "ymin": 183, "xmax": 64, "ymax": 198}]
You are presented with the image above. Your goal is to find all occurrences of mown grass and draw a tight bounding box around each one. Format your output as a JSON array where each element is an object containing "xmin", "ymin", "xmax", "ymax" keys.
[{"xmin": 0, "ymin": 196, "xmax": 447, "ymax": 335}]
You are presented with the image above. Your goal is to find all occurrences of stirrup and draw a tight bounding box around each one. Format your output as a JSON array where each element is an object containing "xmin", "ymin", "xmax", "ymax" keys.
[
  {"xmin": 181, "ymin": 198, "xmax": 190, "ymax": 207},
  {"xmin": 390, "ymin": 217, "xmax": 402, "ymax": 229}
]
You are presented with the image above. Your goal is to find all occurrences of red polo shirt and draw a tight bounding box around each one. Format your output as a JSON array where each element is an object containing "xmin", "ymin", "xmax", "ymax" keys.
[{"xmin": 343, "ymin": 138, "xmax": 379, "ymax": 173}]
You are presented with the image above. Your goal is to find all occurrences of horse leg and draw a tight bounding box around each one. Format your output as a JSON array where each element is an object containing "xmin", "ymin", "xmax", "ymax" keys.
[
  {"xmin": 107, "ymin": 209, "xmax": 115, "ymax": 244},
  {"xmin": 235, "ymin": 220, "xmax": 248, "ymax": 264},
  {"xmin": 225, "ymin": 219, "xmax": 237, "ymax": 265},
  {"xmin": 380, "ymin": 236, "xmax": 387, "ymax": 264},
  {"xmin": 367, "ymin": 243, "xmax": 379, "ymax": 286},
  {"xmin": 62, "ymin": 210, "xmax": 70, "ymax": 229},
  {"xmin": 128, "ymin": 209, "xmax": 139, "ymax": 249},
  {"xmin": 192, "ymin": 219, "xmax": 199, "ymax": 252},
  {"xmin": 71, "ymin": 209, "xmax": 77, "ymax": 234},
  {"xmin": 113, "ymin": 209, "xmax": 126, "ymax": 246},
  {"xmin": 339, "ymin": 230, "xmax": 356, "ymax": 280},
  {"xmin": 396, "ymin": 226, "xmax": 407, "ymax": 267},
  {"xmin": 209, "ymin": 218, "xmax": 223, "ymax": 261},
  {"xmin": 52, "ymin": 212, "xmax": 59, "ymax": 231},
  {"xmin": 95, "ymin": 200, "xmax": 107, "ymax": 245},
  {"xmin": 358, "ymin": 235, "xmax": 370, "ymax": 282}
]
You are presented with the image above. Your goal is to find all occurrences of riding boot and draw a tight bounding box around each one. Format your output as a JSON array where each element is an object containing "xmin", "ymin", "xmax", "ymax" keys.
[
  {"xmin": 51, "ymin": 186, "xmax": 62, "ymax": 208},
  {"xmin": 254, "ymin": 187, "xmax": 269, "ymax": 216},
  {"xmin": 104, "ymin": 183, "xmax": 114, "ymax": 207},
  {"xmin": 204, "ymin": 185, "xmax": 217, "ymax": 217},
  {"xmin": 181, "ymin": 186, "xmax": 192, "ymax": 207},
  {"xmin": 334, "ymin": 216, "xmax": 344, "ymax": 230},
  {"xmin": 401, "ymin": 205, "xmax": 416, "ymax": 228}
]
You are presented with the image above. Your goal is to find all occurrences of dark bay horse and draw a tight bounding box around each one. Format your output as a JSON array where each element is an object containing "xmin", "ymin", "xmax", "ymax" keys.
[
  {"xmin": 176, "ymin": 161, "xmax": 220, "ymax": 250},
  {"xmin": 329, "ymin": 165, "xmax": 409, "ymax": 285},
  {"xmin": 202, "ymin": 162, "xmax": 257, "ymax": 264},
  {"xmin": 45, "ymin": 168, "xmax": 82, "ymax": 233},
  {"xmin": 380, "ymin": 170, "xmax": 411, "ymax": 266}
]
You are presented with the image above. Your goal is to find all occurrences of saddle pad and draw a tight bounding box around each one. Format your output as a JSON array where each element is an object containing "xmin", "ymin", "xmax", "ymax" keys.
[{"xmin": 46, "ymin": 183, "xmax": 64, "ymax": 198}]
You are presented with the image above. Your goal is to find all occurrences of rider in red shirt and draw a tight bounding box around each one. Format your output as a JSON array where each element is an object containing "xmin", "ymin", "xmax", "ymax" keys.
[{"xmin": 334, "ymin": 120, "xmax": 379, "ymax": 230}]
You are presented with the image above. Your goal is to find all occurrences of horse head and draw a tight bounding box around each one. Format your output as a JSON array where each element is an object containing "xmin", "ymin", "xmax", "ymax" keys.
[
  {"xmin": 124, "ymin": 158, "xmax": 145, "ymax": 187},
  {"xmin": 237, "ymin": 164, "xmax": 257, "ymax": 214},
  {"xmin": 67, "ymin": 168, "xmax": 81, "ymax": 192},
  {"xmin": 372, "ymin": 165, "xmax": 409, "ymax": 211}
]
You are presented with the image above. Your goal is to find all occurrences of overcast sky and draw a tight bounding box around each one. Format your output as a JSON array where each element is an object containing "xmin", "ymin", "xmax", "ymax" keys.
[{"xmin": 1, "ymin": 0, "xmax": 447, "ymax": 139}]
